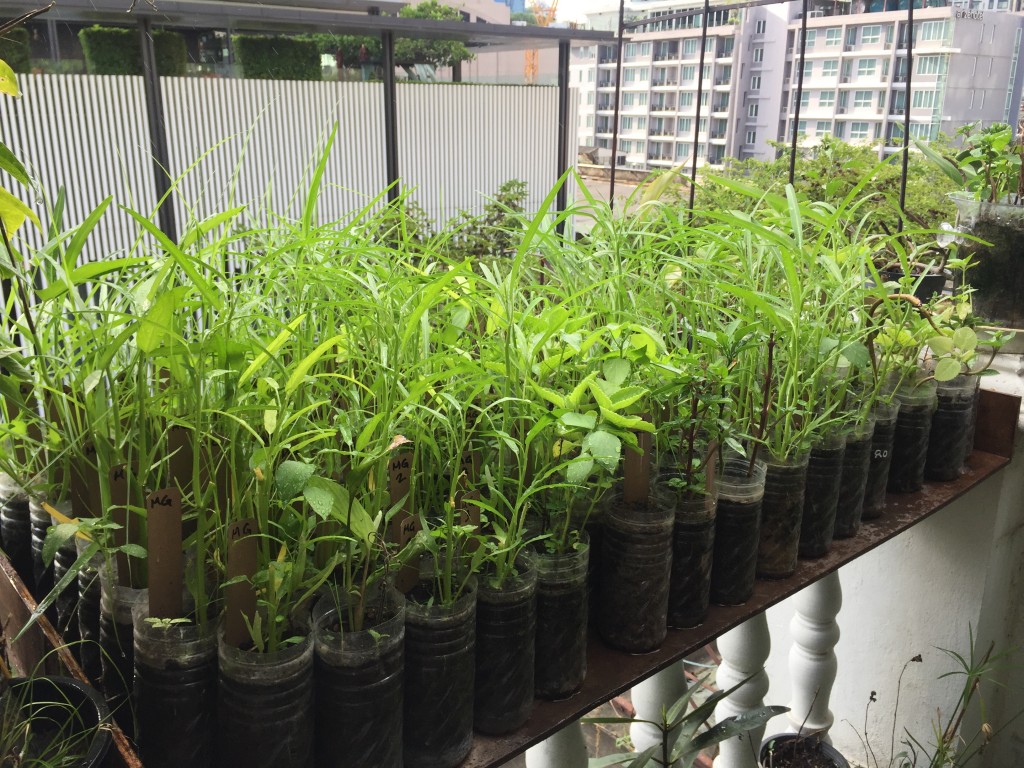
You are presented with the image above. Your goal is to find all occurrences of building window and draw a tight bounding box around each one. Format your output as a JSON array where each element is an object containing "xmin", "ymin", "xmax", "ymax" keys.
[
  {"xmin": 746, "ymin": 129, "xmax": 757, "ymax": 144},
  {"xmin": 679, "ymin": 117, "xmax": 693, "ymax": 133},
  {"xmin": 623, "ymin": 67, "xmax": 649, "ymax": 82},
  {"xmin": 587, "ymin": 91, "xmax": 595, "ymax": 104},
  {"xmin": 801, "ymin": 60, "xmax": 813, "ymax": 78},
  {"xmin": 586, "ymin": 115, "xmax": 594, "ymax": 128},
  {"xmin": 625, "ymin": 43, "xmax": 638, "ymax": 57},
  {"xmin": 683, "ymin": 38, "xmax": 698, "ymax": 56},
  {"xmin": 680, "ymin": 92, "xmax": 694, "ymax": 107},
  {"xmin": 748, "ymin": 103, "xmax": 759, "ymax": 117},
  {"xmin": 800, "ymin": 91, "xmax": 810, "ymax": 108},
  {"xmin": 919, "ymin": 20, "xmax": 949, "ymax": 43},
  {"xmin": 854, "ymin": 90, "xmax": 873, "ymax": 108},
  {"xmin": 817, "ymin": 120, "xmax": 831, "ymax": 134},
  {"xmin": 822, "ymin": 59, "xmax": 839, "ymax": 77},
  {"xmin": 750, "ymin": 75, "xmax": 761, "ymax": 91},
  {"xmin": 912, "ymin": 90, "xmax": 936, "ymax": 108},
  {"xmin": 850, "ymin": 121, "xmax": 869, "ymax": 139},
  {"xmin": 857, "ymin": 59, "xmax": 877, "ymax": 77},
  {"xmin": 701, "ymin": 92, "xmax": 709, "ymax": 106},
  {"xmin": 683, "ymin": 65, "xmax": 696, "ymax": 81},
  {"xmin": 755, "ymin": 19, "xmax": 766, "ymax": 34},
  {"xmin": 861, "ymin": 25, "xmax": 881, "ymax": 44},
  {"xmin": 910, "ymin": 123, "xmax": 936, "ymax": 139},
  {"xmin": 819, "ymin": 90, "xmax": 835, "ymax": 107},
  {"xmin": 753, "ymin": 46, "xmax": 764, "ymax": 63},
  {"xmin": 834, "ymin": 121, "xmax": 845, "ymax": 138},
  {"xmin": 588, "ymin": 70, "xmax": 595, "ymax": 82},
  {"xmin": 825, "ymin": 27, "xmax": 841, "ymax": 46},
  {"xmin": 703, "ymin": 64, "xmax": 712, "ymax": 80},
  {"xmin": 917, "ymin": 55, "xmax": 946, "ymax": 75}
]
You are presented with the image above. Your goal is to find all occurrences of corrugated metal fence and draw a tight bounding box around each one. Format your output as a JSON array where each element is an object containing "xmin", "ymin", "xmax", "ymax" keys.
[{"xmin": 0, "ymin": 75, "xmax": 576, "ymax": 261}]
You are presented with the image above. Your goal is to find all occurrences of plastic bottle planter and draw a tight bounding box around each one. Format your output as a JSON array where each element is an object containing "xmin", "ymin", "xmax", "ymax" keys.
[
  {"xmin": 888, "ymin": 382, "xmax": 938, "ymax": 494},
  {"xmin": 598, "ymin": 497, "xmax": 674, "ymax": 653},
  {"xmin": 28, "ymin": 499, "xmax": 54, "ymax": 604},
  {"xmin": 799, "ymin": 434, "xmax": 846, "ymax": 558},
  {"xmin": 759, "ymin": 733, "xmax": 850, "ymax": 768},
  {"xmin": 925, "ymin": 375, "xmax": 980, "ymax": 481},
  {"xmin": 534, "ymin": 537, "xmax": 589, "ymax": 700},
  {"xmin": 757, "ymin": 452, "xmax": 810, "ymax": 579},
  {"xmin": 313, "ymin": 589, "xmax": 405, "ymax": 768},
  {"xmin": 663, "ymin": 483, "xmax": 718, "ymax": 629},
  {"xmin": 0, "ymin": 491, "xmax": 33, "ymax": 593},
  {"xmin": 710, "ymin": 458, "xmax": 766, "ymax": 606},
  {"xmin": 98, "ymin": 569, "xmax": 147, "ymax": 737},
  {"xmin": 218, "ymin": 632, "xmax": 314, "ymax": 768},
  {"xmin": 76, "ymin": 538, "xmax": 104, "ymax": 683},
  {"xmin": 475, "ymin": 558, "xmax": 537, "ymax": 735},
  {"xmin": 133, "ymin": 608, "xmax": 218, "ymax": 768},
  {"xmin": 49, "ymin": 502, "xmax": 80, "ymax": 647},
  {"xmin": 833, "ymin": 417, "xmax": 876, "ymax": 539},
  {"xmin": 862, "ymin": 401, "xmax": 901, "ymax": 520},
  {"xmin": 403, "ymin": 580, "xmax": 477, "ymax": 768}
]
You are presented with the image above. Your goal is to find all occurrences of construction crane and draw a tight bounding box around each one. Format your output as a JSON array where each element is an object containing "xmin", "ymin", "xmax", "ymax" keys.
[{"xmin": 525, "ymin": 1, "xmax": 558, "ymax": 84}]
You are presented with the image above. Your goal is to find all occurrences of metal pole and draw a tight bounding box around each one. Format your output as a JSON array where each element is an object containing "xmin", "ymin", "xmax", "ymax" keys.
[
  {"xmin": 689, "ymin": 0, "xmax": 711, "ymax": 214},
  {"xmin": 789, "ymin": 0, "xmax": 809, "ymax": 185},
  {"xmin": 381, "ymin": 30, "xmax": 400, "ymax": 204},
  {"xmin": 556, "ymin": 40, "xmax": 570, "ymax": 225},
  {"xmin": 138, "ymin": 17, "xmax": 177, "ymax": 241},
  {"xmin": 609, "ymin": 0, "xmax": 626, "ymax": 211},
  {"xmin": 898, "ymin": 0, "xmax": 915, "ymax": 230}
]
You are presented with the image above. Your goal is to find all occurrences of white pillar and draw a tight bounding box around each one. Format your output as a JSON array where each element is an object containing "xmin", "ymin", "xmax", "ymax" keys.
[
  {"xmin": 525, "ymin": 721, "xmax": 589, "ymax": 768},
  {"xmin": 630, "ymin": 663, "xmax": 689, "ymax": 762},
  {"xmin": 713, "ymin": 613, "xmax": 772, "ymax": 768},
  {"xmin": 787, "ymin": 571, "xmax": 842, "ymax": 739}
]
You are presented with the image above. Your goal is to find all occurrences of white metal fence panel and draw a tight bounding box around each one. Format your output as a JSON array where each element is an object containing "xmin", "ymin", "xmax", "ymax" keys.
[{"xmin": 0, "ymin": 74, "xmax": 156, "ymax": 261}]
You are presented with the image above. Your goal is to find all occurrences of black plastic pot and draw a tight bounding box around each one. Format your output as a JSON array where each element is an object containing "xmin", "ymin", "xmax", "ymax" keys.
[
  {"xmin": 925, "ymin": 375, "xmax": 979, "ymax": 481},
  {"xmin": 0, "ymin": 676, "xmax": 113, "ymax": 767},
  {"xmin": 862, "ymin": 401, "xmax": 900, "ymax": 520},
  {"xmin": 879, "ymin": 268, "xmax": 949, "ymax": 303},
  {"xmin": 133, "ymin": 609, "xmax": 218, "ymax": 768},
  {"xmin": 759, "ymin": 733, "xmax": 850, "ymax": 767},
  {"xmin": 475, "ymin": 558, "xmax": 536, "ymax": 735},
  {"xmin": 889, "ymin": 382, "xmax": 938, "ymax": 494},
  {"xmin": 833, "ymin": 418, "xmax": 875, "ymax": 539},
  {"xmin": 314, "ymin": 588, "xmax": 405, "ymax": 768},
  {"xmin": 403, "ymin": 580, "xmax": 477, "ymax": 768},
  {"xmin": 534, "ymin": 537, "xmax": 589, "ymax": 699},
  {"xmin": 665, "ymin": 488, "xmax": 717, "ymax": 629},
  {"xmin": 218, "ymin": 632, "xmax": 314, "ymax": 768},
  {"xmin": 710, "ymin": 458, "xmax": 766, "ymax": 606},
  {"xmin": 799, "ymin": 435, "xmax": 846, "ymax": 558},
  {"xmin": 757, "ymin": 452, "xmax": 809, "ymax": 579},
  {"xmin": 598, "ymin": 496, "xmax": 674, "ymax": 653},
  {"xmin": 98, "ymin": 571, "xmax": 147, "ymax": 738},
  {"xmin": 77, "ymin": 542, "xmax": 104, "ymax": 684},
  {"xmin": 1, "ymin": 494, "xmax": 33, "ymax": 593},
  {"xmin": 29, "ymin": 500, "xmax": 53, "ymax": 604},
  {"xmin": 49, "ymin": 502, "xmax": 79, "ymax": 647}
]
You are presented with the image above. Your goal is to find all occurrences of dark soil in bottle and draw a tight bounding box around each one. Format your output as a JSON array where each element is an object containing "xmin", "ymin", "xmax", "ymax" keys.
[
  {"xmin": 30, "ymin": 512, "xmax": 54, "ymax": 607},
  {"xmin": 534, "ymin": 542, "xmax": 588, "ymax": 700},
  {"xmin": 598, "ymin": 504, "xmax": 673, "ymax": 653},
  {"xmin": 757, "ymin": 459, "xmax": 808, "ymax": 579},
  {"xmin": 78, "ymin": 564, "xmax": 103, "ymax": 683},
  {"xmin": 98, "ymin": 612, "xmax": 136, "ymax": 738},
  {"xmin": 799, "ymin": 442, "xmax": 845, "ymax": 558},
  {"xmin": 925, "ymin": 389, "xmax": 975, "ymax": 481},
  {"xmin": 760, "ymin": 734, "xmax": 847, "ymax": 768},
  {"xmin": 52, "ymin": 540, "xmax": 81, "ymax": 652},
  {"xmin": 1, "ymin": 498, "xmax": 33, "ymax": 592},
  {"xmin": 961, "ymin": 217, "xmax": 1024, "ymax": 327},
  {"xmin": 863, "ymin": 417, "xmax": 897, "ymax": 520},
  {"xmin": 403, "ymin": 587, "xmax": 476, "ymax": 768},
  {"xmin": 136, "ymin": 654, "xmax": 217, "ymax": 768},
  {"xmin": 889, "ymin": 403, "xmax": 934, "ymax": 493},
  {"xmin": 834, "ymin": 433, "xmax": 872, "ymax": 538},
  {"xmin": 710, "ymin": 496, "xmax": 761, "ymax": 605},
  {"xmin": 668, "ymin": 512, "xmax": 715, "ymax": 628}
]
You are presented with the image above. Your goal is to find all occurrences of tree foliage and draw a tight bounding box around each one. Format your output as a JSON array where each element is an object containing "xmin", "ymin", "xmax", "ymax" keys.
[
  {"xmin": 233, "ymin": 35, "xmax": 322, "ymax": 81},
  {"xmin": 78, "ymin": 26, "xmax": 188, "ymax": 76},
  {"xmin": 394, "ymin": 1, "xmax": 475, "ymax": 68},
  {"xmin": 0, "ymin": 27, "xmax": 30, "ymax": 74},
  {"xmin": 511, "ymin": 11, "xmax": 539, "ymax": 24}
]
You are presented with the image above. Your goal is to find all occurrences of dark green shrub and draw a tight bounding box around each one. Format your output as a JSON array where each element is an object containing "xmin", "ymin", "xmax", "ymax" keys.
[
  {"xmin": 233, "ymin": 35, "xmax": 321, "ymax": 81},
  {"xmin": 79, "ymin": 25, "xmax": 187, "ymax": 76},
  {"xmin": 0, "ymin": 27, "xmax": 31, "ymax": 74}
]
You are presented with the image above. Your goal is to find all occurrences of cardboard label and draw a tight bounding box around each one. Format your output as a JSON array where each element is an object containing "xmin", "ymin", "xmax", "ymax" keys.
[
  {"xmin": 623, "ymin": 429, "xmax": 652, "ymax": 505},
  {"xmin": 387, "ymin": 450, "xmax": 419, "ymax": 545},
  {"xmin": 224, "ymin": 517, "xmax": 258, "ymax": 648},
  {"xmin": 457, "ymin": 489, "xmax": 482, "ymax": 552},
  {"xmin": 147, "ymin": 488, "xmax": 183, "ymax": 619}
]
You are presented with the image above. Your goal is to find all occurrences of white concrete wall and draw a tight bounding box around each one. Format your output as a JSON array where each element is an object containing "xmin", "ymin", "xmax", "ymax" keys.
[{"xmin": 761, "ymin": 357, "xmax": 1024, "ymax": 767}]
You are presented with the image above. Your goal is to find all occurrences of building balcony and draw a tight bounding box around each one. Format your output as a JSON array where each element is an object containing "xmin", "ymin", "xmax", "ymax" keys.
[
  {"xmin": 651, "ymin": 80, "xmax": 679, "ymax": 88},
  {"xmin": 653, "ymin": 52, "xmax": 680, "ymax": 62}
]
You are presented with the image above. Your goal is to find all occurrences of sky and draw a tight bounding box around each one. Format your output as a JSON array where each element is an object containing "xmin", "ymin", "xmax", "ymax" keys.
[{"xmin": 556, "ymin": 0, "xmax": 620, "ymax": 23}]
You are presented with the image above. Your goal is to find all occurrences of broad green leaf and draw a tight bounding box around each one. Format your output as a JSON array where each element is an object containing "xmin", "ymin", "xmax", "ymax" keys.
[
  {"xmin": 137, "ymin": 288, "xmax": 181, "ymax": 354},
  {"xmin": 560, "ymin": 411, "xmax": 596, "ymax": 431},
  {"xmin": 0, "ymin": 60, "xmax": 18, "ymax": 97},
  {"xmin": 928, "ymin": 335, "xmax": 955, "ymax": 356},
  {"xmin": 566, "ymin": 455, "xmax": 594, "ymax": 484},
  {"xmin": 263, "ymin": 408, "xmax": 278, "ymax": 435},
  {"xmin": 119, "ymin": 543, "xmax": 148, "ymax": 559},
  {"xmin": 276, "ymin": 460, "xmax": 315, "ymax": 500},
  {"xmin": 584, "ymin": 430, "xmax": 621, "ymax": 471},
  {"xmin": 610, "ymin": 385, "xmax": 646, "ymax": 411},
  {"xmin": 600, "ymin": 407, "xmax": 655, "ymax": 433},
  {"xmin": 934, "ymin": 358, "xmax": 962, "ymax": 382},
  {"xmin": 303, "ymin": 477, "xmax": 336, "ymax": 520},
  {"xmin": 42, "ymin": 523, "xmax": 80, "ymax": 566},
  {"xmin": 603, "ymin": 358, "xmax": 630, "ymax": 388},
  {"xmin": 0, "ymin": 184, "xmax": 39, "ymax": 234},
  {"xmin": 0, "ymin": 141, "xmax": 28, "ymax": 187},
  {"xmin": 952, "ymin": 326, "xmax": 978, "ymax": 352},
  {"xmin": 840, "ymin": 341, "xmax": 871, "ymax": 369}
]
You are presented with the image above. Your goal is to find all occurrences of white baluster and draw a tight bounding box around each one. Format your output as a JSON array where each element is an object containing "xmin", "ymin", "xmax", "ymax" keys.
[
  {"xmin": 787, "ymin": 571, "xmax": 842, "ymax": 739},
  {"xmin": 713, "ymin": 613, "xmax": 772, "ymax": 768},
  {"xmin": 525, "ymin": 720, "xmax": 589, "ymax": 768},
  {"xmin": 630, "ymin": 663, "xmax": 688, "ymax": 762}
]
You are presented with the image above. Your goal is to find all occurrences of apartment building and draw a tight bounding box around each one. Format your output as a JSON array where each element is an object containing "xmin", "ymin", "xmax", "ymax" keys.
[{"xmin": 572, "ymin": 0, "xmax": 1024, "ymax": 169}]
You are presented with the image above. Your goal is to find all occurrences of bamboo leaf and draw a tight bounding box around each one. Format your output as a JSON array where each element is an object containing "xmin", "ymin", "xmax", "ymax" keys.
[
  {"xmin": 0, "ymin": 141, "xmax": 28, "ymax": 187},
  {"xmin": 238, "ymin": 313, "xmax": 307, "ymax": 386},
  {"xmin": 0, "ymin": 185, "xmax": 39, "ymax": 234},
  {"xmin": 285, "ymin": 334, "xmax": 345, "ymax": 395},
  {"xmin": 0, "ymin": 60, "xmax": 19, "ymax": 97}
]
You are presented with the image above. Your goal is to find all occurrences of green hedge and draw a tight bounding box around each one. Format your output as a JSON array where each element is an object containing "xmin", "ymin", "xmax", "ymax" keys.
[
  {"xmin": 0, "ymin": 27, "xmax": 31, "ymax": 74},
  {"xmin": 78, "ymin": 26, "xmax": 187, "ymax": 76},
  {"xmin": 233, "ymin": 35, "xmax": 321, "ymax": 81}
]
